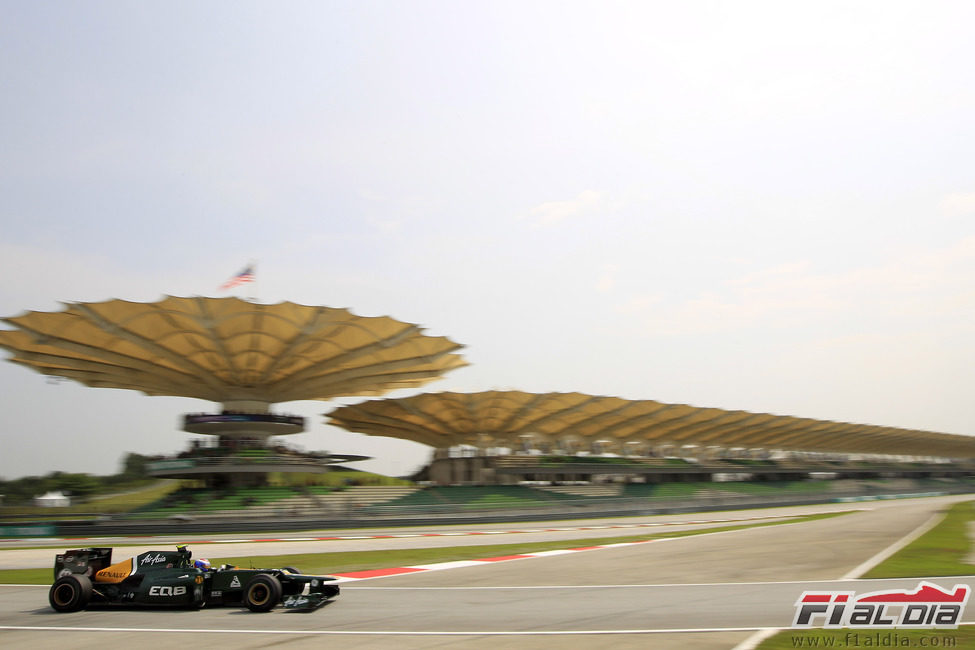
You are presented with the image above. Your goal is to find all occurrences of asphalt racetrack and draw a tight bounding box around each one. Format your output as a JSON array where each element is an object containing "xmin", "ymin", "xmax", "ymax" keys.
[{"xmin": 1, "ymin": 495, "xmax": 972, "ymax": 649}]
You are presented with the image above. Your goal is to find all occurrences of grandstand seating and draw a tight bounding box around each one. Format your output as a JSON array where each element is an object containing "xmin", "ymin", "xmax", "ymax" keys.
[
  {"xmin": 492, "ymin": 455, "xmax": 681, "ymax": 470},
  {"xmin": 126, "ymin": 483, "xmax": 421, "ymax": 519}
]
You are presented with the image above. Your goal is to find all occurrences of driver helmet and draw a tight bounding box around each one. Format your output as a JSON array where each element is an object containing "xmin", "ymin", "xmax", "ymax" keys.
[{"xmin": 194, "ymin": 558, "xmax": 211, "ymax": 570}]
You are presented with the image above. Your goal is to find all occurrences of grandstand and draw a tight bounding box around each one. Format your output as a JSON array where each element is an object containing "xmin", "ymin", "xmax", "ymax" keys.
[
  {"xmin": 0, "ymin": 297, "xmax": 466, "ymax": 489},
  {"xmin": 327, "ymin": 391, "xmax": 975, "ymax": 487},
  {"xmin": 1, "ymin": 297, "xmax": 972, "ymax": 515}
]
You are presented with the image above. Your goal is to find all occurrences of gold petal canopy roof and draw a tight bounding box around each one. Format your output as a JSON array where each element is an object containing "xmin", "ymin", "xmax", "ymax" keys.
[
  {"xmin": 0, "ymin": 296, "xmax": 467, "ymax": 403},
  {"xmin": 326, "ymin": 391, "xmax": 975, "ymax": 459}
]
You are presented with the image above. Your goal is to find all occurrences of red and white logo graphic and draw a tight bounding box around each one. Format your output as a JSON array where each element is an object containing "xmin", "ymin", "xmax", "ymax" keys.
[{"xmin": 792, "ymin": 581, "xmax": 970, "ymax": 629}]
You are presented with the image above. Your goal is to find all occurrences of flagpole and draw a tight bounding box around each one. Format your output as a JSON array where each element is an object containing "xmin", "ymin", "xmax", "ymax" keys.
[{"xmin": 247, "ymin": 260, "xmax": 258, "ymax": 303}]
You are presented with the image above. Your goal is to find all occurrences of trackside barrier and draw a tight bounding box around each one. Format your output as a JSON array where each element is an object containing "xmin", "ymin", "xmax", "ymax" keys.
[
  {"xmin": 0, "ymin": 524, "xmax": 56, "ymax": 537},
  {"xmin": 834, "ymin": 491, "xmax": 946, "ymax": 502},
  {"xmin": 1, "ymin": 484, "xmax": 969, "ymax": 537}
]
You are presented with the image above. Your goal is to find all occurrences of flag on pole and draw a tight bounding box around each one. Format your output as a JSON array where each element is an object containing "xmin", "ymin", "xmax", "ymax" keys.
[{"xmin": 220, "ymin": 264, "xmax": 255, "ymax": 290}]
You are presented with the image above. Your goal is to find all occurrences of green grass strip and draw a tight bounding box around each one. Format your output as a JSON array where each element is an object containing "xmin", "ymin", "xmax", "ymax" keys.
[
  {"xmin": 862, "ymin": 500, "xmax": 975, "ymax": 579},
  {"xmin": 0, "ymin": 511, "xmax": 847, "ymax": 585}
]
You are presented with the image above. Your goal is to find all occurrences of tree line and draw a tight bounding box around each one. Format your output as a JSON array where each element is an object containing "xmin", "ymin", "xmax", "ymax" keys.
[{"xmin": 0, "ymin": 453, "xmax": 151, "ymax": 505}]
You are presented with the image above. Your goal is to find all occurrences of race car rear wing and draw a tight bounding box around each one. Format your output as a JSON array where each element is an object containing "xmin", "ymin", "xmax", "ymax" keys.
[{"xmin": 54, "ymin": 548, "xmax": 113, "ymax": 580}]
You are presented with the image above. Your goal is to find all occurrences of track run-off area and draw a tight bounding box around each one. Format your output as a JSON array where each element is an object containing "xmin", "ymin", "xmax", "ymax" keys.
[{"xmin": 1, "ymin": 495, "xmax": 973, "ymax": 649}]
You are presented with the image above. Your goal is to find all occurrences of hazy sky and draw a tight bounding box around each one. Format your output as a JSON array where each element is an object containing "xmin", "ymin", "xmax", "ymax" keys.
[{"xmin": 2, "ymin": 1, "xmax": 974, "ymax": 480}]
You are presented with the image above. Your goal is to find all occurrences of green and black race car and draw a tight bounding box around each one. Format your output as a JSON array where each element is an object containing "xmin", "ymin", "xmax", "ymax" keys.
[{"xmin": 48, "ymin": 545, "xmax": 340, "ymax": 612}]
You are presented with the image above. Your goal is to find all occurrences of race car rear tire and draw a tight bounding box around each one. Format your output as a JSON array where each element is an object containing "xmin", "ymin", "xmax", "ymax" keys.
[
  {"xmin": 244, "ymin": 573, "xmax": 282, "ymax": 612},
  {"xmin": 49, "ymin": 574, "xmax": 92, "ymax": 612}
]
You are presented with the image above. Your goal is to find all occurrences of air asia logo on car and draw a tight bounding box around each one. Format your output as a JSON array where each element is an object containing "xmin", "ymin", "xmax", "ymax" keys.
[
  {"xmin": 793, "ymin": 582, "xmax": 970, "ymax": 629},
  {"xmin": 140, "ymin": 554, "xmax": 168, "ymax": 566}
]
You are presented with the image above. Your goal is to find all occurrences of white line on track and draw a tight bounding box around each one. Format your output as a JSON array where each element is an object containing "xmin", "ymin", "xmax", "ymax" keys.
[
  {"xmin": 339, "ymin": 576, "xmax": 975, "ymax": 589},
  {"xmin": 840, "ymin": 510, "xmax": 944, "ymax": 580},
  {"xmin": 10, "ymin": 623, "xmax": 973, "ymax": 636},
  {"xmin": 522, "ymin": 549, "xmax": 576, "ymax": 557},
  {"xmin": 402, "ymin": 560, "xmax": 484, "ymax": 571},
  {"xmin": 0, "ymin": 625, "xmax": 770, "ymax": 635}
]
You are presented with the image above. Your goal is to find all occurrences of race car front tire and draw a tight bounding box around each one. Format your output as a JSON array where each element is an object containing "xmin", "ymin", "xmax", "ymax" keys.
[
  {"xmin": 49, "ymin": 574, "xmax": 92, "ymax": 612},
  {"xmin": 244, "ymin": 573, "xmax": 282, "ymax": 612}
]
